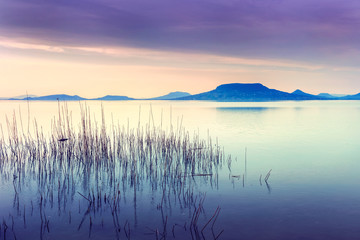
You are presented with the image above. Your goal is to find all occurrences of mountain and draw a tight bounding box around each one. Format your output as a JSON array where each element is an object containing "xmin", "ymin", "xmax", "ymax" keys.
[
  {"xmin": 317, "ymin": 93, "xmax": 337, "ymax": 99},
  {"xmin": 12, "ymin": 94, "xmax": 38, "ymax": 99},
  {"xmin": 92, "ymin": 95, "xmax": 133, "ymax": 101},
  {"xmin": 176, "ymin": 83, "xmax": 322, "ymax": 101},
  {"xmin": 2, "ymin": 84, "xmax": 358, "ymax": 102},
  {"xmin": 341, "ymin": 93, "xmax": 360, "ymax": 100},
  {"xmin": 291, "ymin": 89, "xmax": 316, "ymax": 97},
  {"xmin": 0, "ymin": 94, "xmax": 38, "ymax": 100},
  {"xmin": 330, "ymin": 94, "xmax": 347, "ymax": 97},
  {"xmin": 10, "ymin": 94, "xmax": 86, "ymax": 101},
  {"xmin": 150, "ymin": 91, "xmax": 191, "ymax": 100}
]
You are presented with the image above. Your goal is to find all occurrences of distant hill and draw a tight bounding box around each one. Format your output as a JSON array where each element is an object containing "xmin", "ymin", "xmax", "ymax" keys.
[
  {"xmin": 10, "ymin": 94, "xmax": 86, "ymax": 101},
  {"xmin": 331, "ymin": 94, "xmax": 347, "ymax": 97},
  {"xmin": 1, "ymin": 94, "xmax": 38, "ymax": 100},
  {"xmin": 2, "ymin": 83, "xmax": 359, "ymax": 102},
  {"xmin": 92, "ymin": 95, "xmax": 133, "ymax": 101},
  {"xmin": 150, "ymin": 91, "xmax": 191, "ymax": 100},
  {"xmin": 317, "ymin": 93, "xmax": 337, "ymax": 99},
  {"xmin": 10, "ymin": 94, "xmax": 38, "ymax": 99},
  {"xmin": 341, "ymin": 93, "xmax": 360, "ymax": 100},
  {"xmin": 177, "ymin": 83, "xmax": 322, "ymax": 101},
  {"xmin": 291, "ymin": 89, "xmax": 316, "ymax": 97}
]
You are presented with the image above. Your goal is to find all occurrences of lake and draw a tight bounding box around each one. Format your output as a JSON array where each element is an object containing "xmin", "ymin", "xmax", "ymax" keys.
[{"xmin": 0, "ymin": 100, "xmax": 360, "ymax": 239}]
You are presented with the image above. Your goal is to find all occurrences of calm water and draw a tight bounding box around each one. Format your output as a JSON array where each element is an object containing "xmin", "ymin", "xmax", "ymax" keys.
[{"xmin": 1, "ymin": 100, "xmax": 360, "ymax": 239}]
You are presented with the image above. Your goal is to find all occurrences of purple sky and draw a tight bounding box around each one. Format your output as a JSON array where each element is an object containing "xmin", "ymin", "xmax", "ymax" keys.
[
  {"xmin": 1, "ymin": 0, "xmax": 360, "ymax": 97},
  {"xmin": 1, "ymin": 0, "xmax": 359, "ymax": 63}
]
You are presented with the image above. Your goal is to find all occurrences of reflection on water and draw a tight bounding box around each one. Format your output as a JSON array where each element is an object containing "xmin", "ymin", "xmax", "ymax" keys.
[
  {"xmin": 1, "ymin": 100, "xmax": 360, "ymax": 239},
  {"xmin": 216, "ymin": 107, "xmax": 279, "ymax": 111},
  {"xmin": 0, "ymin": 103, "xmax": 232, "ymax": 239}
]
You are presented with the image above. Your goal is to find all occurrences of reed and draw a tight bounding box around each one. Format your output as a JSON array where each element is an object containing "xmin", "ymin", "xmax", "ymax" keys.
[
  {"xmin": 0, "ymin": 102, "xmax": 228, "ymax": 239},
  {"xmin": 264, "ymin": 169, "xmax": 272, "ymax": 183},
  {"xmin": 1, "ymin": 103, "xmax": 224, "ymax": 190}
]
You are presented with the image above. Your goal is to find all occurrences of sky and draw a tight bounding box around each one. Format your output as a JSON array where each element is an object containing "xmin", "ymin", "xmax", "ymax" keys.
[{"xmin": 1, "ymin": 0, "xmax": 360, "ymax": 98}]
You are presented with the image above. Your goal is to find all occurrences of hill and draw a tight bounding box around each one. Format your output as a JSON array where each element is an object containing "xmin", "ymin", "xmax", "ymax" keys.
[
  {"xmin": 10, "ymin": 94, "xmax": 86, "ymax": 101},
  {"xmin": 291, "ymin": 89, "xmax": 316, "ymax": 97},
  {"xmin": 341, "ymin": 93, "xmax": 360, "ymax": 100},
  {"xmin": 150, "ymin": 91, "xmax": 191, "ymax": 100},
  {"xmin": 317, "ymin": 93, "xmax": 337, "ymax": 98},
  {"xmin": 92, "ymin": 95, "xmax": 133, "ymax": 101},
  {"xmin": 3, "ymin": 84, "xmax": 359, "ymax": 102},
  {"xmin": 177, "ymin": 83, "xmax": 322, "ymax": 101}
]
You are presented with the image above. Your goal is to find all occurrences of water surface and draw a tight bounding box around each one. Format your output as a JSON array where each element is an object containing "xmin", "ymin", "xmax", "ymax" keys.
[{"xmin": 0, "ymin": 100, "xmax": 359, "ymax": 239}]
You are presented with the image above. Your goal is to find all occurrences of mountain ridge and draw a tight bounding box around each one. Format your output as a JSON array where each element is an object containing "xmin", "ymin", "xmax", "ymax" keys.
[
  {"xmin": 341, "ymin": 92, "xmax": 360, "ymax": 100},
  {"xmin": 317, "ymin": 93, "xmax": 337, "ymax": 98},
  {"xmin": 92, "ymin": 95, "xmax": 133, "ymax": 101},
  {"xmin": 148, "ymin": 91, "xmax": 191, "ymax": 100},
  {"xmin": 9, "ymin": 94, "xmax": 86, "ymax": 101},
  {"xmin": 291, "ymin": 89, "xmax": 315, "ymax": 97},
  {"xmin": 3, "ymin": 83, "xmax": 360, "ymax": 102},
  {"xmin": 177, "ymin": 83, "xmax": 324, "ymax": 101}
]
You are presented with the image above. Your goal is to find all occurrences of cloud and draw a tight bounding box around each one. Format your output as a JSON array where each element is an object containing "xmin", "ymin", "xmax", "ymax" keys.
[
  {"xmin": 0, "ymin": 38, "xmax": 326, "ymax": 71},
  {"xmin": 1, "ymin": 0, "xmax": 360, "ymax": 66},
  {"xmin": 0, "ymin": 38, "xmax": 64, "ymax": 52}
]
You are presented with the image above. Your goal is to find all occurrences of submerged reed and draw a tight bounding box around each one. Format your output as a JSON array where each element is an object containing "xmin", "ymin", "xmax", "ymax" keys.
[
  {"xmin": 1, "ymin": 103, "xmax": 224, "ymax": 186},
  {"xmin": 0, "ymin": 102, "xmax": 227, "ymax": 239}
]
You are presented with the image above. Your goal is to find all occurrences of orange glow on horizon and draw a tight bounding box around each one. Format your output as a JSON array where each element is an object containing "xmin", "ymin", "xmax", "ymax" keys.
[{"xmin": 1, "ymin": 38, "xmax": 359, "ymax": 98}]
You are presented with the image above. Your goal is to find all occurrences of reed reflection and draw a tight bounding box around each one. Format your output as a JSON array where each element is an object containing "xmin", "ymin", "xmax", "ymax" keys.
[{"xmin": 0, "ymin": 103, "xmax": 226, "ymax": 239}]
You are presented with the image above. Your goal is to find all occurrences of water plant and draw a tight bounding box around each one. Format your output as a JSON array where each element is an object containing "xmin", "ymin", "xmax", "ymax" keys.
[{"xmin": 0, "ymin": 102, "xmax": 227, "ymax": 239}]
